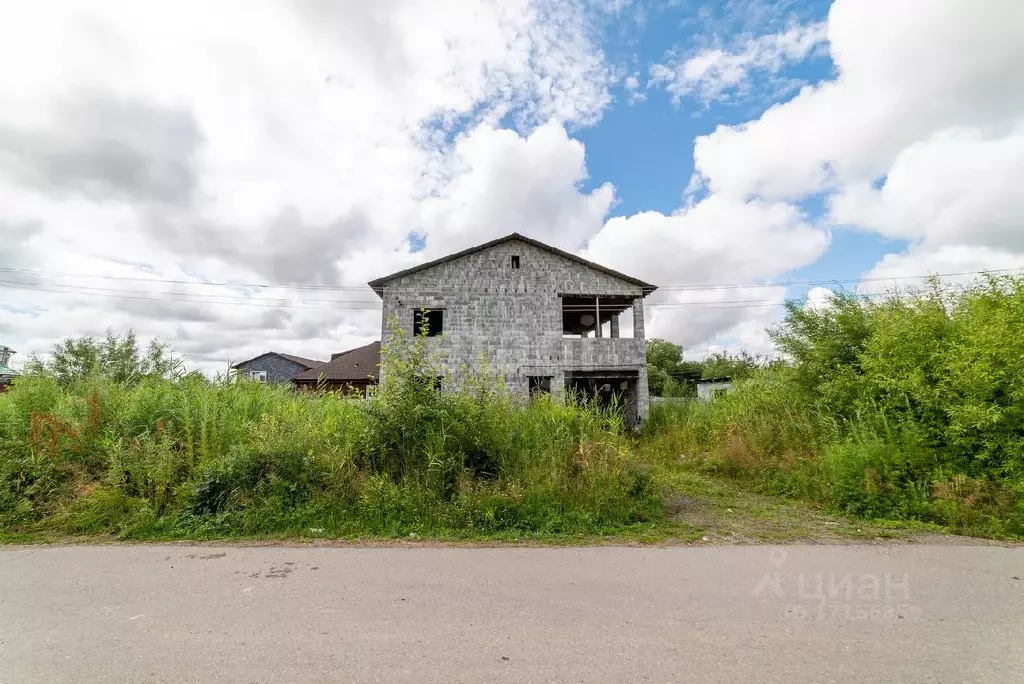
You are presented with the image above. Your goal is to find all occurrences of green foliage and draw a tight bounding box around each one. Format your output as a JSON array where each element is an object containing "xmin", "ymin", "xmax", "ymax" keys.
[
  {"xmin": 26, "ymin": 329, "xmax": 183, "ymax": 386},
  {"xmin": 770, "ymin": 290, "xmax": 874, "ymax": 415},
  {"xmin": 646, "ymin": 338, "xmax": 700, "ymax": 397},
  {"xmin": 699, "ymin": 351, "xmax": 773, "ymax": 381},
  {"xmin": 818, "ymin": 429, "xmax": 936, "ymax": 519},
  {"xmin": 0, "ymin": 324, "xmax": 660, "ymax": 539},
  {"xmin": 646, "ymin": 340, "xmax": 774, "ymax": 397},
  {"xmin": 646, "ymin": 338, "xmax": 683, "ymax": 371},
  {"xmin": 769, "ymin": 277, "xmax": 1024, "ymax": 479},
  {"xmin": 648, "ymin": 276, "xmax": 1024, "ymax": 537}
]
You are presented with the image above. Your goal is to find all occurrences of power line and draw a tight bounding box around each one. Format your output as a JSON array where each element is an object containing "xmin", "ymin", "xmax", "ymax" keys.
[
  {"xmin": 0, "ymin": 278, "xmax": 381, "ymax": 306},
  {"xmin": 1, "ymin": 263, "xmax": 1016, "ymax": 312},
  {"xmin": 0, "ymin": 281, "xmax": 379, "ymax": 310},
  {"xmin": 0, "ymin": 266, "xmax": 371, "ymax": 291},
  {"xmin": 0, "ymin": 264, "xmax": 1020, "ymax": 294},
  {"xmin": 0, "ymin": 279, "xmax": 791, "ymax": 310},
  {"xmin": 655, "ymin": 267, "xmax": 1024, "ymax": 291},
  {"xmin": 0, "ymin": 275, "xmax": 776, "ymax": 306}
]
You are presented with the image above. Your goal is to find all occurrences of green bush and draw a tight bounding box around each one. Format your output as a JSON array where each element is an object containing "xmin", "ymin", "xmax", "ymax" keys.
[
  {"xmin": 645, "ymin": 276, "xmax": 1024, "ymax": 537},
  {"xmin": 818, "ymin": 432, "xmax": 934, "ymax": 519}
]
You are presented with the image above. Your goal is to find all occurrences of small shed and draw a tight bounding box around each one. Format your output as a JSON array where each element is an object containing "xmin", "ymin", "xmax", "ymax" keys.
[{"xmin": 696, "ymin": 377, "xmax": 733, "ymax": 402}]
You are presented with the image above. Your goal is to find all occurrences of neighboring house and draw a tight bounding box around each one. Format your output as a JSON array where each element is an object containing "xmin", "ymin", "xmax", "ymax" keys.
[
  {"xmin": 231, "ymin": 352, "xmax": 325, "ymax": 384},
  {"xmin": 293, "ymin": 341, "xmax": 381, "ymax": 396},
  {"xmin": 367, "ymin": 233, "xmax": 656, "ymax": 426},
  {"xmin": 0, "ymin": 345, "xmax": 17, "ymax": 392},
  {"xmin": 696, "ymin": 377, "xmax": 734, "ymax": 402}
]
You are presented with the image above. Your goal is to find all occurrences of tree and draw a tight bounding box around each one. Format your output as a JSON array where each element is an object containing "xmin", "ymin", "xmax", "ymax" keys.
[
  {"xmin": 27, "ymin": 329, "xmax": 183, "ymax": 385},
  {"xmin": 769, "ymin": 291, "xmax": 873, "ymax": 414},
  {"xmin": 646, "ymin": 338, "xmax": 701, "ymax": 397},
  {"xmin": 700, "ymin": 350, "xmax": 772, "ymax": 381}
]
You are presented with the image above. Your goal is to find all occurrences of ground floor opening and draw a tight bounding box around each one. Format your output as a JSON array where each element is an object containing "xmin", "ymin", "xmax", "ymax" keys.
[{"xmin": 563, "ymin": 370, "xmax": 640, "ymax": 428}]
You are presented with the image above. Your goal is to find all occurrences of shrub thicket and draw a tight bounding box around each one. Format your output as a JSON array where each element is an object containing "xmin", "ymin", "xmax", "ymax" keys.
[{"xmin": 646, "ymin": 275, "xmax": 1024, "ymax": 536}]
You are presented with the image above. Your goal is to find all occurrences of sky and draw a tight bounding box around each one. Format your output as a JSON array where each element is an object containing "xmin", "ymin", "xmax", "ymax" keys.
[{"xmin": 1, "ymin": 0, "xmax": 1023, "ymax": 372}]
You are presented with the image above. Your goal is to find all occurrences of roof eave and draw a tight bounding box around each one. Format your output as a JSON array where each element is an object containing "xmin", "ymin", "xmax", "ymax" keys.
[
  {"xmin": 231, "ymin": 351, "xmax": 321, "ymax": 370},
  {"xmin": 230, "ymin": 351, "xmax": 274, "ymax": 369}
]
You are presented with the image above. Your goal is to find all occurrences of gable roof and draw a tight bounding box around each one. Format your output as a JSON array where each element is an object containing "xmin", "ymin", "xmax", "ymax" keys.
[
  {"xmin": 294, "ymin": 341, "xmax": 381, "ymax": 383},
  {"xmin": 0, "ymin": 361, "xmax": 16, "ymax": 378},
  {"xmin": 231, "ymin": 351, "xmax": 325, "ymax": 370},
  {"xmin": 367, "ymin": 233, "xmax": 656, "ymax": 297}
]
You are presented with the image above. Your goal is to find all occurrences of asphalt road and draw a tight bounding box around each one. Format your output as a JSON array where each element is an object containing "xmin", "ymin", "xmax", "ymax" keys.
[{"xmin": 1, "ymin": 544, "xmax": 1022, "ymax": 683}]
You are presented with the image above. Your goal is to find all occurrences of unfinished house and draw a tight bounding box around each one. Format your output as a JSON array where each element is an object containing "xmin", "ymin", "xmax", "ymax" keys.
[{"xmin": 368, "ymin": 233, "xmax": 656, "ymax": 426}]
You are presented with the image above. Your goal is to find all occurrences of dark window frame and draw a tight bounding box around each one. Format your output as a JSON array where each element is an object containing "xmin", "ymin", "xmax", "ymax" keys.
[
  {"xmin": 413, "ymin": 308, "xmax": 445, "ymax": 337},
  {"xmin": 511, "ymin": 255, "xmax": 521, "ymax": 269}
]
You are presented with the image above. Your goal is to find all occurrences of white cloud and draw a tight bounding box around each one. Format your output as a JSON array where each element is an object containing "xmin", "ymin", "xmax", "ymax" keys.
[
  {"xmin": 858, "ymin": 245, "xmax": 1024, "ymax": 295},
  {"xmin": 0, "ymin": 0, "xmax": 618, "ymax": 370},
  {"xmin": 421, "ymin": 122, "xmax": 615, "ymax": 257},
  {"xmin": 681, "ymin": 0, "xmax": 1024, "ymax": 319},
  {"xmin": 803, "ymin": 286, "xmax": 834, "ymax": 311},
  {"xmin": 829, "ymin": 125, "xmax": 1024, "ymax": 253},
  {"xmin": 583, "ymin": 194, "xmax": 828, "ymax": 349},
  {"xmin": 623, "ymin": 73, "xmax": 647, "ymax": 104},
  {"xmin": 650, "ymin": 21, "xmax": 827, "ymax": 103},
  {"xmin": 692, "ymin": 0, "xmax": 1024, "ymax": 199},
  {"xmin": 5, "ymin": 0, "xmax": 1022, "ymax": 370}
]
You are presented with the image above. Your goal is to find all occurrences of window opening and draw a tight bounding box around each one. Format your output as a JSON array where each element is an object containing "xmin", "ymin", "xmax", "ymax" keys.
[{"xmin": 413, "ymin": 308, "xmax": 444, "ymax": 337}]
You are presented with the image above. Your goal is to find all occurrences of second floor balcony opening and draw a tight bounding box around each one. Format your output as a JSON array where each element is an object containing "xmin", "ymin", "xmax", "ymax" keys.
[{"xmin": 561, "ymin": 295, "xmax": 636, "ymax": 339}]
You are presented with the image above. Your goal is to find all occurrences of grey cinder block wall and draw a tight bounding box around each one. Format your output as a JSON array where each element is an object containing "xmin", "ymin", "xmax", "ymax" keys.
[
  {"xmin": 376, "ymin": 237, "xmax": 653, "ymax": 422},
  {"xmin": 233, "ymin": 355, "xmax": 310, "ymax": 384}
]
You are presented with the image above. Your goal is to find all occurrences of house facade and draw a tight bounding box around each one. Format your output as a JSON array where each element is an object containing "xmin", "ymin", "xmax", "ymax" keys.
[
  {"xmin": 231, "ymin": 352, "xmax": 324, "ymax": 384},
  {"xmin": 368, "ymin": 234, "xmax": 656, "ymax": 425}
]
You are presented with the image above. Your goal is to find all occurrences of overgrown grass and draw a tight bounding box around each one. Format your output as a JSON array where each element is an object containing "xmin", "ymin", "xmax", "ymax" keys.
[
  {"xmin": 643, "ymin": 276, "xmax": 1024, "ymax": 539},
  {"xmin": 0, "ymin": 330, "xmax": 660, "ymax": 540}
]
